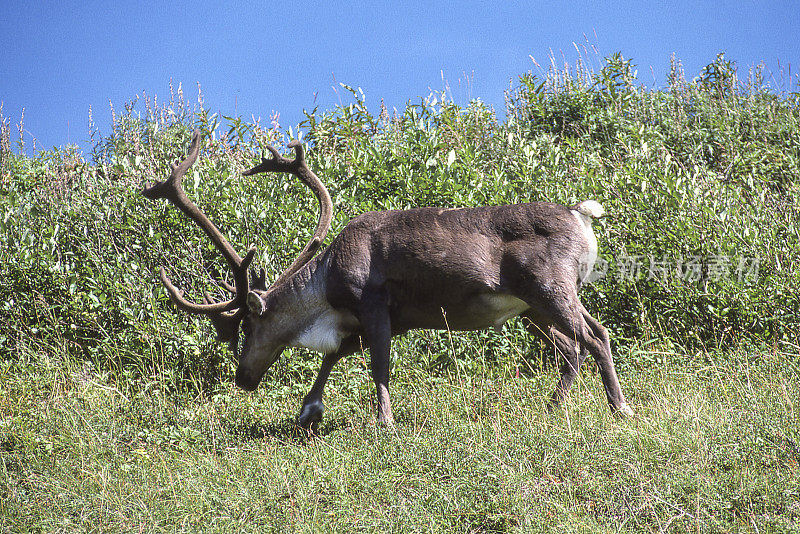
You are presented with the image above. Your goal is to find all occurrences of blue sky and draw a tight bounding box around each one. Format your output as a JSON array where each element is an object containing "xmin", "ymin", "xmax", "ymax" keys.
[{"xmin": 2, "ymin": 1, "xmax": 798, "ymax": 156}]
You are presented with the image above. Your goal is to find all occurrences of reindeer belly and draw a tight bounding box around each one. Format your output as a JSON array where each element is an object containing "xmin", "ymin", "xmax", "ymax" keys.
[
  {"xmin": 459, "ymin": 294, "xmax": 530, "ymax": 329},
  {"xmin": 393, "ymin": 293, "xmax": 529, "ymax": 331}
]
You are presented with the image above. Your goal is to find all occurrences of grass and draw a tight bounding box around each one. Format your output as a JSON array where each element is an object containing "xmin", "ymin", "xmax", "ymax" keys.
[{"xmin": 2, "ymin": 344, "xmax": 798, "ymax": 532}]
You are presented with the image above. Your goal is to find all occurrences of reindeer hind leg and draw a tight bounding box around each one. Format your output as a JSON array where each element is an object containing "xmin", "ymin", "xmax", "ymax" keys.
[
  {"xmin": 520, "ymin": 291, "xmax": 633, "ymax": 416},
  {"xmin": 521, "ymin": 312, "xmax": 588, "ymax": 408}
]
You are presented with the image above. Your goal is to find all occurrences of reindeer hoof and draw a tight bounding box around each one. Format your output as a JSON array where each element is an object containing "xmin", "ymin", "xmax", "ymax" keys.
[
  {"xmin": 546, "ymin": 396, "xmax": 564, "ymax": 413},
  {"xmin": 375, "ymin": 415, "xmax": 399, "ymax": 437},
  {"xmin": 615, "ymin": 403, "xmax": 635, "ymax": 418},
  {"xmin": 297, "ymin": 400, "xmax": 325, "ymax": 430},
  {"xmin": 377, "ymin": 415, "xmax": 395, "ymax": 427}
]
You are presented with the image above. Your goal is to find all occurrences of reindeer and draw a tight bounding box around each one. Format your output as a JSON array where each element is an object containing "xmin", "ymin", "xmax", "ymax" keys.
[{"xmin": 142, "ymin": 130, "xmax": 633, "ymax": 430}]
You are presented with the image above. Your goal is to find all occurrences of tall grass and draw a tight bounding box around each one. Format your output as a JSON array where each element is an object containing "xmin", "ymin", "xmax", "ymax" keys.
[{"xmin": 1, "ymin": 343, "xmax": 798, "ymax": 531}]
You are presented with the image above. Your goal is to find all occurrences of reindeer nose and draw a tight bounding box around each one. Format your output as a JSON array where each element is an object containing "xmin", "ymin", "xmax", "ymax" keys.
[{"xmin": 234, "ymin": 367, "xmax": 260, "ymax": 391}]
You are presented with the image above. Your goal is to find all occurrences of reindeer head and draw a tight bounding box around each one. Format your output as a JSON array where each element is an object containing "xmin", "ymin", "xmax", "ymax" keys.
[{"xmin": 142, "ymin": 130, "xmax": 332, "ymax": 389}]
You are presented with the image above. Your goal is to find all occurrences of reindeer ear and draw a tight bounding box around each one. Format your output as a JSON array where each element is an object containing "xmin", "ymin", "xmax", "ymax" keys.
[{"xmin": 247, "ymin": 291, "xmax": 267, "ymax": 316}]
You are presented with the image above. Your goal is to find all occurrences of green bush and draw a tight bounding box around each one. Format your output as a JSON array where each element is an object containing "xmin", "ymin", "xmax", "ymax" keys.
[{"xmin": 1, "ymin": 53, "xmax": 798, "ymax": 392}]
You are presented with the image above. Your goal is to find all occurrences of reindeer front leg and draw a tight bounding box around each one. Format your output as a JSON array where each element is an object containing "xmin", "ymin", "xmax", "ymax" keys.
[
  {"xmin": 297, "ymin": 335, "xmax": 363, "ymax": 430},
  {"xmin": 298, "ymin": 352, "xmax": 342, "ymax": 430},
  {"xmin": 360, "ymin": 291, "xmax": 395, "ymax": 426}
]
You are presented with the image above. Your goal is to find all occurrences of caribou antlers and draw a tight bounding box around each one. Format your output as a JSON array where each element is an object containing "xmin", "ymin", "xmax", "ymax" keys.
[
  {"xmin": 142, "ymin": 129, "xmax": 333, "ymax": 351},
  {"xmin": 243, "ymin": 140, "xmax": 333, "ymax": 287}
]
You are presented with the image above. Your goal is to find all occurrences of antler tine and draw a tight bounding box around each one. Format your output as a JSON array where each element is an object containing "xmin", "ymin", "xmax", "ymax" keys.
[
  {"xmin": 157, "ymin": 247, "xmax": 256, "ymax": 314},
  {"xmin": 243, "ymin": 140, "xmax": 334, "ymax": 287},
  {"xmin": 218, "ymin": 279, "xmax": 236, "ymax": 295},
  {"xmin": 232, "ymin": 247, "xmax": 257, "ymax": 301},
  {"xmin": 216, "ymin": 265, "xmax": 265, "ymax": 294},
  {"xmin": 264, "ymin": 144, "xmax": 282, "ymax": 161},
  {"xmin": 143, "ymin": 129, "xmax": 243, "ymax": 271},
  {"xmin": 203, "ymin": 297, "xmax": 246, "ymax": 355},
  {"xmin": 159, "ymin": 267, "xmax": 237, "ymax": 313},
  {"xmin": 286, "ymin": 139, "xmax": 305, "ymax": 161},
  {"xmin": 251, "ymin": 267, "xmax": 267, "ymax": 291},
  {"xmin": 143, "ymin": 130, "xmax": 202, "ymax": 200}
]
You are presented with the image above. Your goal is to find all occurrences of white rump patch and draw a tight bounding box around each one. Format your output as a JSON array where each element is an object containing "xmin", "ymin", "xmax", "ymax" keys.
[
  {"xmin": 573, "ymin": 200, "xmax": 605, "ymax": 218},
  {"xmin": 570, "ymin": 201, "xmax": 603, "ymax": 283}
]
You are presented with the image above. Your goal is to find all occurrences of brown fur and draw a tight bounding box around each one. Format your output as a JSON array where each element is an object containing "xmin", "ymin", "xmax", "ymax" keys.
[{"xmin": 239, "ymin": 202, "xmax": 632, "ymax": 428}]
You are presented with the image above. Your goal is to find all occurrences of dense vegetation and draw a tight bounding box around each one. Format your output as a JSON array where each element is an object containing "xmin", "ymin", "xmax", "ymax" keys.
[{"xmin": 1, "ymin": 53, "xmax": 799, "ymax": 531}]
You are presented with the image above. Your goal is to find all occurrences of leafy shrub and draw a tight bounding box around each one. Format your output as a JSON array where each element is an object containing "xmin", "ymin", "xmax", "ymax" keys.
[{"xmin": 1, "ymin": 54, "xmax": 798, "ymax": 393}]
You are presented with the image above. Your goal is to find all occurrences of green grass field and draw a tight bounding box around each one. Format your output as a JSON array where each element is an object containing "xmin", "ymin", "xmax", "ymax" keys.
[{"xmin": 2, "ymin": 344, "xmax": 799, "ymax": 532}]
